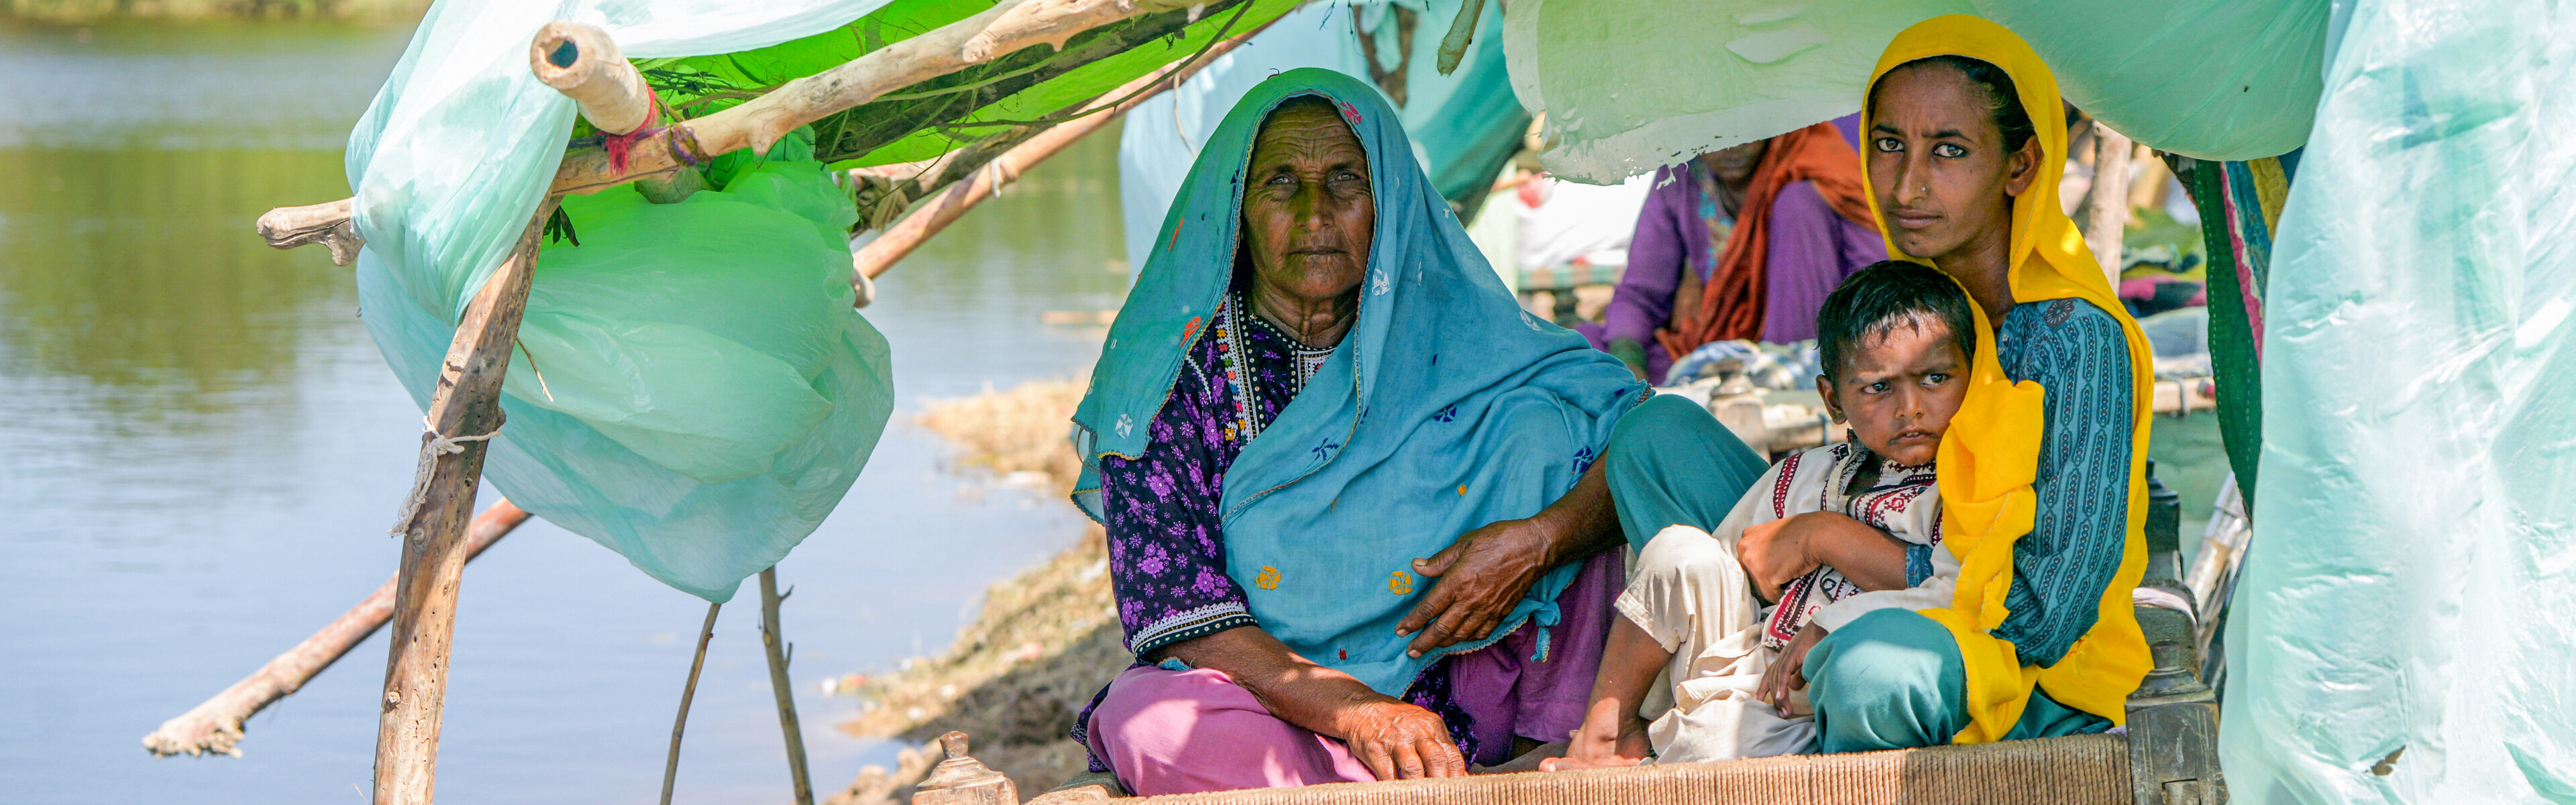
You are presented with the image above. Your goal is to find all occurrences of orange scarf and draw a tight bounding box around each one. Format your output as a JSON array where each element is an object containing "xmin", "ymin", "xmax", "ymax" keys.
[{"xmin": 1657, "ymin": 121, "xmax": 1876, "ymax": 358}]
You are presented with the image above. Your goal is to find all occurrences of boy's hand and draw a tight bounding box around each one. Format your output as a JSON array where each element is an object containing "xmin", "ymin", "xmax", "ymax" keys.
[
  {"xmin": 1756, "ymin": 624, "xmax": 1826, "ymax": 718},
  {"xmin": 1735, "ymin": 515, "xmax": 1823, "ymax": 602}
]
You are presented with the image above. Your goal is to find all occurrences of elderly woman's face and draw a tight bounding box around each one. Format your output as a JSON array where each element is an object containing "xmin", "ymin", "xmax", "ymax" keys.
[{"xmin": 1241, "ymin": 101, "xmax": 1375, "ymax": 304}]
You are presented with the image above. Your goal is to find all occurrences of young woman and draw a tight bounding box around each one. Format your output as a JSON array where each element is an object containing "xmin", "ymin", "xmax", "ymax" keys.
[{"xmin": 1595, "ymin": 15, "xmax": 2158, "ymax": 754}]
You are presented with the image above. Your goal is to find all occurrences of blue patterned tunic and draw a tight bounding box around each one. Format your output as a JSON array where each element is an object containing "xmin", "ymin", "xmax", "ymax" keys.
[{"xmin": 1991, "ymin": 297, "xmax": 2135, "ymax": 668}]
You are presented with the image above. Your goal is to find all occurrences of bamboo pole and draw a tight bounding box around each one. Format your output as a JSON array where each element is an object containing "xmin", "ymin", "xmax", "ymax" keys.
[
  {"xmin": 758, "ymin": 568, "xmax": 815, "ymax": 805},
  {"xmin": 370, "ymin": 199, "xmax": 558, "ymax": 805},
  {"xmin": 849, "ymin": 19, "xmax": 1267, "ymax": 280},
  {"xmin": 141, "ymin": 500, "xmax": 531, "ymax": 758},
  {"xmin": 661, "ymin": 602, "xmax": 722, "ymax": 805}
]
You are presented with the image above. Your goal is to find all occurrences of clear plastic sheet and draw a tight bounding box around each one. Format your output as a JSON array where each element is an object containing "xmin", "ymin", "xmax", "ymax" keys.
[
  {"xmin": 1500, "ymin": 0, "xmax": 2328, "ymax": 184},
  {"xmin": 2220, "ymin": 0, "xmax": 2576, "ymax": 800},
  {"xmin": 346, "ymin": 0, "xmax": 898, "ymax": 601}
]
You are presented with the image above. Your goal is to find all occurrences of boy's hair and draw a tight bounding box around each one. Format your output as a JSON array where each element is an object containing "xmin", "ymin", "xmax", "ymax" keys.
[{"xmin": 1816, "ymin": 261, "xmax": 1978, "ymax": 383}]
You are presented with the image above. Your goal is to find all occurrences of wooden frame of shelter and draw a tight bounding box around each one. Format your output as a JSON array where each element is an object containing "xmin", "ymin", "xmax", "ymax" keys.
[
  {"xmin": 158, "ymin": 2, "xmax": 1284, "ymax": 802},
  {"xmin": 163, "ymin": 0, "xmax": 2238, "ymax": 802}
]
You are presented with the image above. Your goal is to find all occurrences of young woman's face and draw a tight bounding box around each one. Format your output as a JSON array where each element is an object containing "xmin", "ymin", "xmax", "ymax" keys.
[
  {"xmin": 1865, "ymin": 64, "xmax": 2037, "ymax": 265},
  {"xmin": 1817, "ymin": 317, "xmax": 1969, "ymax": 467}
]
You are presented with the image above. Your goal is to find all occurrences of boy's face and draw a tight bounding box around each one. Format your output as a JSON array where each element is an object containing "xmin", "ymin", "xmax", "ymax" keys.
[{"xmin": 1817, "ymin": 317, "xmax": 1969, "ymax": 467}]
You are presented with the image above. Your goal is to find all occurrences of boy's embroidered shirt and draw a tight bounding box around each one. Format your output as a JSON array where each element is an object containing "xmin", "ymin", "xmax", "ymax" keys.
[{"xmin": 1706, "ymin": 441, "xmax": 1960, "ymax": 650}]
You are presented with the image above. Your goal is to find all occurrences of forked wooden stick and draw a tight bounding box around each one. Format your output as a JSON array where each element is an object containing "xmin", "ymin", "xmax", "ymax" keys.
[
  {"xmin": 661, "ymin": 602, "xmax": 723, "ymax": 805},
  {"xmin": 759, "ymin": 568, "xmax": 816, "ymax": 805},
  {"xmin": 370, "ymin": 199, "xmax": 559, "ymax": 805}
]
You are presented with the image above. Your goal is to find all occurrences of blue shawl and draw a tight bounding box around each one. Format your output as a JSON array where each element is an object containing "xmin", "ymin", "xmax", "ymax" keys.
[{"xmin": 1070, "ymin": 69, "xmax": 1644, "ymax": 696}]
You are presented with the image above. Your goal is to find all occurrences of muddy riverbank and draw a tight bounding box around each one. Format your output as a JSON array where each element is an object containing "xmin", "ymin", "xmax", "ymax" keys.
[{"xmin": 820, "ymin": 378, "xmax": 1125, "ymax": 803}]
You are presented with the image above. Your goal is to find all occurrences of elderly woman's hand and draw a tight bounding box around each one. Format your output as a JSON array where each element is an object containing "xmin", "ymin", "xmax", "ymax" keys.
[
  {"xmin": 1397, "ymin": 459, "xmax": 1624, "ymax": 656},
  {"xmin": 1335, "ymin": 698, "xmax": 1468, "ymax": 780},
  {"xmin": 1397, "ymin": 515, "xmax": 1556, "ymax": 656}
]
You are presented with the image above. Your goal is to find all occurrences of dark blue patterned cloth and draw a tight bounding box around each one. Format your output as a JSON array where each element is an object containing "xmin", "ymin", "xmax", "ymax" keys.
[{"xmin": 1990, "ymin": 297, "xmax": 2135, "ymax": 667}]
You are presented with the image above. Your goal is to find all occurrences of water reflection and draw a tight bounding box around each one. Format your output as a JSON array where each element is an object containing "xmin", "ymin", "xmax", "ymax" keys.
[{"xmin": 0, "ymin": 148, "xmax": 353, "ymax": 408}]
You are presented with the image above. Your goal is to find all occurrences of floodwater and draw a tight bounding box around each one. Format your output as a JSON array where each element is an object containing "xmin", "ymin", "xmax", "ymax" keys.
[
  {"xmin": 0, "ymin": 16, "xmax": 2239, "ymax": 805},
  {"xmin": 0, "ymin": 19, "xmax": 1128, "ymax": 804}
]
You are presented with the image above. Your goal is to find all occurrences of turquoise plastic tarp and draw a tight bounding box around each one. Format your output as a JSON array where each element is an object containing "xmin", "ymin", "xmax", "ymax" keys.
[
  {"xmin": 1499, "ymin": 0, "xmax": 2330, "ymax": 183},
  {"xmin": 2221, "ymin": 0, "xmax": 2576, "ymax": 801},
  {"xmin": 347, "ymin": 0, "xmax": 900, "ymax": 602}
]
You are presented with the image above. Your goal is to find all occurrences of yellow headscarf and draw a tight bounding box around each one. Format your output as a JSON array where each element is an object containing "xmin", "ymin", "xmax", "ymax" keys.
[{"xmin": 1861, "ymin": 15, "xmax": 2154, "ymax": 743}]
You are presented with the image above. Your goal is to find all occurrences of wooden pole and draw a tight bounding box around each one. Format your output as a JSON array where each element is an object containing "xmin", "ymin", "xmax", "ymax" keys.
[
  {"xmin": 662, "ymin": 602, "xmax": 722, "ymax": 805},
  {"xmin": 759, "ymin": 568, "xmax": 815, "ymax": 805},
  {"xmin": 530, "ymin": 22, "xmax": 653, "ymax": 136},
  {"xmin": 370, "ymin": 198, "xmax": 558, "ymax": 805},
  {"xmin": 849, "ymin": 20, "xmax": 1268, "ymax": 280},
  {"xmin": 2085, "ymin": 124, "xmax": 2135, "ymax": 290},
  {"xmin": 142, "ymin": 500, "xmax": 531, "ymax": 758}
]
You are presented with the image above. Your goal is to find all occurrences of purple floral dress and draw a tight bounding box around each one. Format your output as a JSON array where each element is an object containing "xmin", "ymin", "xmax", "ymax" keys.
[{"xmin": 1072, "ymin": 290, "xmax": 1483, "ymax": 767}]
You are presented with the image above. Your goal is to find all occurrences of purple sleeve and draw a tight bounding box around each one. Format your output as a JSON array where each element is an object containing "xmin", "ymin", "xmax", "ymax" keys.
[
  {"xmin": 1758, "ymin": 182, "xmax": 1887, "ymax": 343},
  {"xmin": 1095, "ymin": 344, "xmax": 1256, "ymax": 659},
  {"xmin": 1607, "ymin": 166, "xmax": 1692, "ymax": 348}
]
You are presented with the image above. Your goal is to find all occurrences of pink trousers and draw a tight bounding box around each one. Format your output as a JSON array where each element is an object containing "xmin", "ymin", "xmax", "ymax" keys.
[{"xmin": 1084, "ymin": 551, "xmax": 1621, "ymax": 796}]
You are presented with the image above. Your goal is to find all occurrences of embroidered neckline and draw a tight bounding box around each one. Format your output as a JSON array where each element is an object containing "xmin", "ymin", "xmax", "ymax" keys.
[
  {"xmin": 1218, "ymin": 292, "xmax": 1335, "ymax": 443},
  {"xmin": 1236, "ymin": 293, "xmax": 1334, "ymax": 388}
]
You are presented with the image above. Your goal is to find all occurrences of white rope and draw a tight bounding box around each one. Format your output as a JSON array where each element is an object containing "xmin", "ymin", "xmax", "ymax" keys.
[
  {"xmin": 423, "ymin": 415, "xmax": 501, "ymax": 455},
  {"xmin": 389, "ymin": 416, "xmax": 504, "ymax": 536}
]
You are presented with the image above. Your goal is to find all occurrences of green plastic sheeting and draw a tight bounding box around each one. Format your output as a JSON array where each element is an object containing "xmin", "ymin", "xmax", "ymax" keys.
[
  {"xmin": 2220, "ymin": 0, "xmax": 2576, "ymax": 801},
  {"xmin": 639, "ymin": 0, "xmax": 1309, "ymax": 168},
  {"xmin": 1500, "ymin": 0, "xmax": 2329, "ymax": 184}
]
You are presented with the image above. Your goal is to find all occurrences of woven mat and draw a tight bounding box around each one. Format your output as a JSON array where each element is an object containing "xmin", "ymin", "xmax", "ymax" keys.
[{"xmin": 1038, "ymin": 734, "xmax": 2128, "ymax": 805}]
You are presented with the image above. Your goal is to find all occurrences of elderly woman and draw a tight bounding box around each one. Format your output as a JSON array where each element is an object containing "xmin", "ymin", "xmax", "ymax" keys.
[
  {"xmin": 1595, "ymin": 15, "xmax": 2159, "ymax": 756},
  {"xmin": 1067, "ymin": 70, "xmax": 1667, "ymax": 794}
]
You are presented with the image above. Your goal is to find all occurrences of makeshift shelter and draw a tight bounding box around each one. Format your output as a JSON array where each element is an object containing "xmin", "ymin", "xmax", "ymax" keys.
[
  {"xmin": 155, "ymin": 0, "xmax": 1328, "ymax": 801},
  {"xmin": 160, "ymin": 0, "xmax": 2576, "ymax": 801}
]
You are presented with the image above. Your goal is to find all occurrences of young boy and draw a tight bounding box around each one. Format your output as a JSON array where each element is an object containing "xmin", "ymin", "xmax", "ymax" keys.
[{"xmin": 1547, "ymin": 260, "xmax": 1978, "ymax": 767}]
